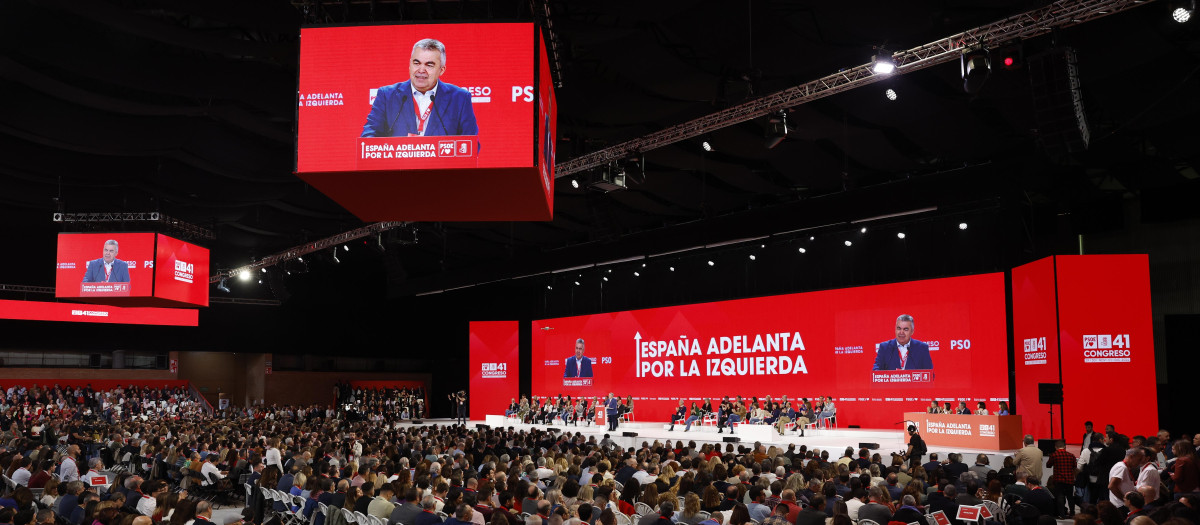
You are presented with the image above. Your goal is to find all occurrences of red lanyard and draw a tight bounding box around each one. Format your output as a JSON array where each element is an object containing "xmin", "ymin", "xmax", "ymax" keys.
[{"xmin": 413, "ymin": 97, "xmax": 433, "ymax": 135}]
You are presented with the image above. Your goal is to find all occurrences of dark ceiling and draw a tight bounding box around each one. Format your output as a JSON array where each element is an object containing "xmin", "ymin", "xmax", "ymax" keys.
[{"xmin": 1, "ymin": 0, "xmax": 1198, "ymax": 306}]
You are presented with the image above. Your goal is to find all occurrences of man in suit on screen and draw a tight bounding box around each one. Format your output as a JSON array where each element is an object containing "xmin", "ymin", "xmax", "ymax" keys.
[
  {"xmin": 82, "ymin": 239, "xmax": 131, "ymax": 283},
  {"xmin": 872, "ymin": 314, "xmax": 933, "ymax": 370},
  {"xmin": 361, "ymin": 38, "xmax": 479, "ymax": 138},
  {"xmin": 564, "ymin": 338, "xmax": 594, "ymax": 378}
]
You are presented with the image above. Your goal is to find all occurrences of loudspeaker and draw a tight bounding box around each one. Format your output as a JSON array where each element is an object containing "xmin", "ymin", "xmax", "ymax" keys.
[
  {"xmin": 411, "ymin": 420, "xmax": 423, "ymax": 424},
  {"xmin": 1038, "ymin": 383, "xmax": 1063, "ymax": 404},
  {"xmin": 859, "ymin": 443, "xmax": 880, "ymax": 450},
  {"xmin": 547, "ymin": 427, "xmax": 561, "ymax": 432},
  {"xmin": 622, "ymin": 432, "xmax": 638, "ymax": 437},
  {"xmin": 1038, "ymin": 439, "xmax": 1057, "ymax": 456},
  {"xmin": 1029, "ymin": 47, "xmax": 1090, "ymax": 160},
  {"xmin": 722, "ymin": 436, "xmax": 740, "ymax": 443},
  {"xmin": 476, "ymin": 424, "xmax": 489, "ymax": 430}
]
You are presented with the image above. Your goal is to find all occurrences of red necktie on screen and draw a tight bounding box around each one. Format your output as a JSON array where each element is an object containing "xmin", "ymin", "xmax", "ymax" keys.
[
  {"xmin": 577, "ymin": 361, "xmax": 581, "ymax": 376},
  {"xmin": 104, "ymin": 265, "xmax": 111, "ymax": 282},
  {"xmin": 900, "ymin": 347, "xmax": 908, "ymax": 369},
  {"xmin": 413, "ymin": 98, "xmax": 433, "ymax": 135}
]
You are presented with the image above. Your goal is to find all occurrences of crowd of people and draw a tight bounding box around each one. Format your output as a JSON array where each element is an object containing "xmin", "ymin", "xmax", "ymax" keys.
[
  {"xmin": 2, "ymin": 384, "xmax": 207, "ymax": 429},
  {"xmin": 335, "ymin": 384, "xmax": 427, "ymax": 421},
  {"xmin": 0, "ymin": 382, "xmax": 1195, "ymax": 525}
]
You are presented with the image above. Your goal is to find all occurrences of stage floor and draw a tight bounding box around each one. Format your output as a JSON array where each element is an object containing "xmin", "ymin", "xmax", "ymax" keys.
[{"xmin": 400, "ymin": 418, "xmax": 1021, "ymax": 465}]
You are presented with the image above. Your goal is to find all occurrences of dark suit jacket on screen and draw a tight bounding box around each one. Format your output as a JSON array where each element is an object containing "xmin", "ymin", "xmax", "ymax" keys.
[
  {"xmin": 564, "ymin": 355, "xmax": 593, "ymax": 377},
  {"xmin": 82, "ymin": 259, "xmax": 130, "ymax": 283},
  {"xmin": 361, "ymin": 80, "xmax": 479, "ymax": 137},
  {"xmin": 873, "ymin": 339, "xmax": 933, "ymax": 370}
]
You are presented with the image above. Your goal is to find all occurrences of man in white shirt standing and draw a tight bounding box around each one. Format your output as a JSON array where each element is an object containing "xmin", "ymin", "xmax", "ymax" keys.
[
  {"xmin": 1108, "ymin": 448, "xmax": 1144, "ymax": 508},
  {"xmin": 60, "ymin": 445, "xmax": 81, "ymax": 482}
]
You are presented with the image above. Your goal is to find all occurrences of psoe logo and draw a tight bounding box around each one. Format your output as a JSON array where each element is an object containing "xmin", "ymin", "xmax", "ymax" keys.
[
  {"xmin": 1082, "ymin": 335, "xmax": 1098, "ymax": 349},
  {"xmin": 481, "ymin": 362, "xmax": 507, "ymax": 378},
  {"xmin": 979, "ymin": 424, "xmax": 996, "ymax": 437},
  {"xmin": 174, "ymin": 259, "xmax": 194, "ymax": 284}
]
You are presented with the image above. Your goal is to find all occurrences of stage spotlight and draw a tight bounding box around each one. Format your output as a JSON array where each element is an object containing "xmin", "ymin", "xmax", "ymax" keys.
[
  {"xmin": 286, "ymin": 270, "xmax": 291, "ymax": 275},
  {"xmin": 885, "ymin": 88, "xmax": 898, "ymax": 101},
  {"xmin": 860, "ymin": 227, "xmax": 867, "ymax": 234},
  {"xmin": 641, "ymin": 263, "xmax": 646, "ymax": 267},
  {"xmin": 343, "ymin": 244, "xmax": 349, "ymax": 252},
  {"xmin": 961, "ymin": 45, "xmax": 991, "ymax": 94},
  {"xmin": 217, "ymin": 278, "xmax": 230, "ymax": 293},
  {"xmin": 749, "ymin": 255, "xmax": 756, "ymax": 261},
  {"xmin": 897, "ymin": 232, "xmax": 906, "ymax": 239},
  {"xmin": 959, "ymin": 222, "xmax": 969, "ymax": 230},
  {"xmin": 574, "ymin": 281, "xmax": 580, "ymax": 286},
  {"xmin": 872, "ymin": 50, "xmax": 896, "ymax": 74},
  {"xmin": 570, "ymin": 178, "xmax": 580, "ymax": 189},
  {"xmin": 1173, "ymin": 1, "xmax": 1194, "ymax": 22},
  {"xmin": 765, "ymin": 110, "xmax": 790, "ymax": 149},
  {"xmin": 844, "ymin": 240, "xmax": 853, "ymax": 247},
  {"xmin": 669, "ymin": 266, "xmax": 675, "ymax": 272},
  {"xmin": 607, "ymin": 269, "xmax": 612, "ymax": 273},
  {"xmin": 546, "ymin": 285, "xmax": 552, "ymax": 290},
  {"xmin": 707, "ymin": 260, "xmax": 715, "ymax": 266},
  {"xmin": 258, "ymin": 280, "xmax": 263, "ymax": 284},
  {"xmin": 297, "ymin": 256, "xmax": 304, "ymax": 263},
  {"xmin": 798, "ymin": 247, "xmax": 807, "ymax": 254},
  {"xmin": 702, "ymin": 141, "xmax": 713, "ymax": 152},
  {"xmin": 603, "ymin": 276, "xmax": 608, "ymax": 282},
  {"xmin": 809, "ymin": 236, "xmax": 815, "ymax": 241},
  {"xmin": 633, "ymin": 271, "xmax": 640, "ymax": 277},
  {"xmin": 261, "ymin": 268, "xmax": 267, "ymax": 273},
  {"xmin": 239, "ymin": 271, "xmax": 251, "ymax": 282}
]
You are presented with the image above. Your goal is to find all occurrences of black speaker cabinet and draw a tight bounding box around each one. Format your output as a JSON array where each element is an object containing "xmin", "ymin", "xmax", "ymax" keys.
[{"xmin": 1038, "ymin": 383, "xmax": 1063, "ymax": 404}]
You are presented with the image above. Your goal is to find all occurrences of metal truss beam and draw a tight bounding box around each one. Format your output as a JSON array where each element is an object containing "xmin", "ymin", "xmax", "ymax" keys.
[
  {"xmin": 553, "ymin": 0, "xmax": 1157, "ymax": 177},
  {"xmin": 53, "ymin": 212, "xmax": 216, "ymax": 240},
  {"xmin": 0, "ymin": 284, "xmax": 279, "ymax": 306},
  {"xmin": 210, "ymin": 221, "xmax": 410, "ymax": 282}
]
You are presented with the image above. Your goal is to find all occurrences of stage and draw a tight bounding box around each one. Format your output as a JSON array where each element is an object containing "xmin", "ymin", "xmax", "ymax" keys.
[{"xmin": 404, "ymin": 417, "xmax": 1022, "ymax": 467}]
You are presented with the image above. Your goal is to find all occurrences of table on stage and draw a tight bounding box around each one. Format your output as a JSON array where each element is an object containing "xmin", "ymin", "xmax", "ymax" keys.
[{"xmin": 903, "ymin": 412, "xmax": 1023, "ymax": 450}]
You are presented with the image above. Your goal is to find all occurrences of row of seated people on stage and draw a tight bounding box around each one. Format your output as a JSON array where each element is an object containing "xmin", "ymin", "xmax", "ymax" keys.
[
  {"xmin": 504, "ymin": 396, "xmax": 632, "ymax": 426},
  {"xmin": 0, "ymin": 378, "xmax": 1195, "ymax": 525},
  {"xmin": 924, "ymin": 401, "xmax": 1010, "ymax": 416},
  {"xmin": 665, "ymin": 396, "xmax": 838, "ymax": 437}
]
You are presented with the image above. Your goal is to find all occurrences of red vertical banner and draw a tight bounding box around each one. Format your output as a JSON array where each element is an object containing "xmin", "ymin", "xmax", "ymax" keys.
[
  {"xmin": 1011, "ymin": 256, "xmax": 1062, "ymax": 438},
  {"xmin": 469, "ymin": 321, "xmax": 520, "ymax": 420},
  {"xmin": 1056, "ymin": 255, "xmax": 1157, "ymax": 438},
  {"xmin": 169, "ymin": 359, "xmax": 179, "ymax": 374}
]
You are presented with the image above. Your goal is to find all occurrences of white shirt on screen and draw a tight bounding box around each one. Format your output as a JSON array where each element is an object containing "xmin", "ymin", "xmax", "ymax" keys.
[{"xmin": 412, "ymin": 84, "xmax": 439, "ymax": 135}]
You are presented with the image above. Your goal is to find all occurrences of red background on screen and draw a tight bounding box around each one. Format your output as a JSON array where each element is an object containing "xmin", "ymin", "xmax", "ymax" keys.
[
  {"xmin": 469, "ymin": 321, "xmax": 520, "ymax": 419},
  {"xmin": 1056, "ymin": 255, "xmax": 1157, "ymax": 438},
  {"xmin": 297, "ymin": 23, "xmax": 535, "ymax": 173},
  {"xmin": 55, "ymin": 233, "xmax": 156, "ymax": 298},
  {"xmin": 0, "ymin": 299, "xmax": 198, "ymax": 326},
  {"xmin": 153, "ymin": 234, "xmax": 210, "ymax": 307},
  {"xmin": 1012, "ymin": 256, "xmax": 1062, "ymax": 438},
  {"xmin": 533, "ymin": 273, "xmax": 1009, "ymax": 428}
]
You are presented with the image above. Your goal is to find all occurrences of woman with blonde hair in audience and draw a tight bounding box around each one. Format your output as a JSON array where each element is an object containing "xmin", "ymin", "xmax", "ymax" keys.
[
  {"xmin": 39, "ymin": 478, "xmax": 60, "ymax": 508},
  {"xmin": 576, "ymin": 485, "xmax": 595, "ymax": 506},
  {"xmin": 674, "ymin": 493, "xmax": 705, "ymax": 525},
  {"xmin": 784, "ymin": 471, "xmax": 806, "ymax": 495}
]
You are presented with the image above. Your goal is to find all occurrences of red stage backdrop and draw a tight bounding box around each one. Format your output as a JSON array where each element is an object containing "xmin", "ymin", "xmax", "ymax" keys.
[
  {"xmin": 533, "ymin": 273, "xmax": 1009, "ymax": 428},
  {"xmin": 1056, "ymin": 255, "xmax": 1157, "ymax": 438},
  {"xmin": 469, "ymin": 321, "xmax": 520, "ymax": 419},
  {"xmin": 1012, "ymin": 256, "xmax": 1062, "ymax": 438}
]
